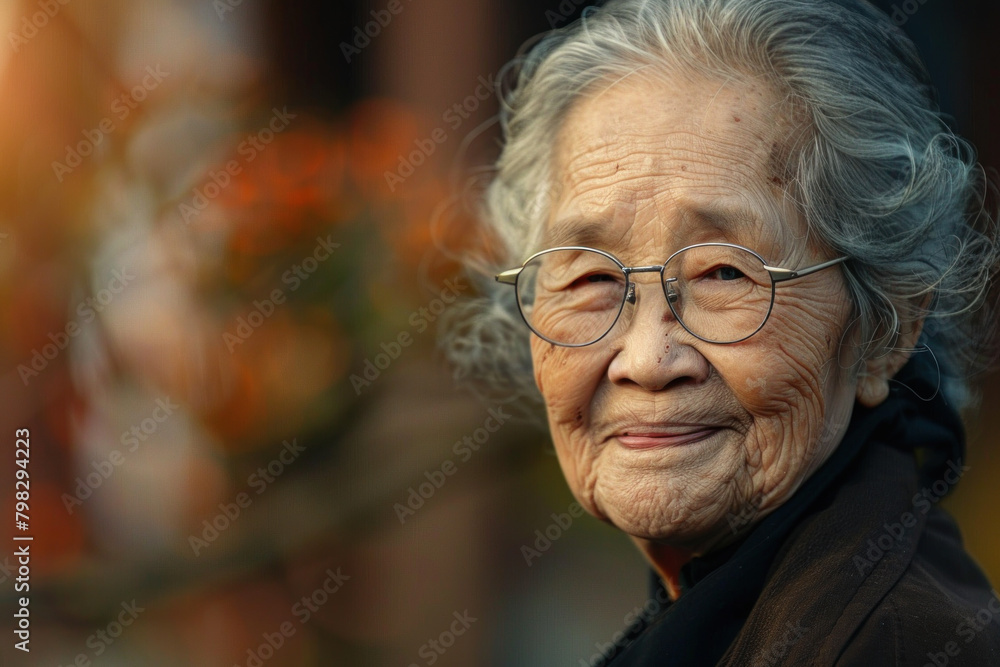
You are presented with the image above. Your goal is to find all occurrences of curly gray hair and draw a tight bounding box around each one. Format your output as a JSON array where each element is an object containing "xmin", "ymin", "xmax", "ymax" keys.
[{"xmin": 440, "ymin": 0, "xmax": 999, "ymax": 414}]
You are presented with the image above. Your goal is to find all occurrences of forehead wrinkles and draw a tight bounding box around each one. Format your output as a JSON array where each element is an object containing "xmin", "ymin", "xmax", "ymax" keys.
[
  {"xmin": 553, "ymin": 137, "xmax": 782, "ymax": 232},
  {"xmin": 544, "ymin": 73, "xmax": 807, "ymax": 258},
  {"xmin": 550, "ymin": 132, "xmax": 790, "ymax": 237},
  {"xmin": 552, "ymin": 83, "xmax": 790, "ymax": 198}
]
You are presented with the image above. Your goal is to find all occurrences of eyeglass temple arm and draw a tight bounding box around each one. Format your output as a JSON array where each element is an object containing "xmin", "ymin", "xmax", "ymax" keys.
[
  {"xmin": 765, "ymin": 256, "xmax": 848, "ymax": 283},
  {"xmin": 496, "ymin": 268, "xmax": 521, "ymax": 284}
]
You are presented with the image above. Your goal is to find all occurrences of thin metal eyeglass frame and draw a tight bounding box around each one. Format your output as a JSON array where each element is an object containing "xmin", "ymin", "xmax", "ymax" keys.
[{"xmin": 495, "ymin": 243, "xmax": 849, "ymax": 346}]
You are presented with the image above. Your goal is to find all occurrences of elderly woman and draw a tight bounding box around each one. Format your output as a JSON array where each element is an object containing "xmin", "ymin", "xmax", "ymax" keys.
[{"xmin": 445, "ymin": 0, "xmax": 1000, "ymax": 664}]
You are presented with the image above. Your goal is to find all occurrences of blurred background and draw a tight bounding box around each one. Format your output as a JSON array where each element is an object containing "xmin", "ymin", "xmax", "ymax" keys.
[{"xmin": 0, "ymin": 0, "xmax": 997, "ymax": 665}]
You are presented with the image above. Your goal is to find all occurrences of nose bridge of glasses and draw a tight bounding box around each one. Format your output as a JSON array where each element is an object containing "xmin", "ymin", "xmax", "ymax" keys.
[
  {"xmin": 624, "ymin": 264, "xmax": 664, "ymax": 284},
  {"xmin": 623, "ymin": 265, "xmax": 662, "ymax": 305},
  {"xmin": 625, "ymin": 265, "xmax": 665, "ymax": 274},
  {"xmin": 623, "ymin": 265, "xmax": 680, "ymax": 311}
]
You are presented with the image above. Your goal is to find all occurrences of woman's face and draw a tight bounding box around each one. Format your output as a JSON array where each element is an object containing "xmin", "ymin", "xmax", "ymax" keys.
[{"xmin": 532, "ymin": 72, "xmax": 863, "ymax": 553}]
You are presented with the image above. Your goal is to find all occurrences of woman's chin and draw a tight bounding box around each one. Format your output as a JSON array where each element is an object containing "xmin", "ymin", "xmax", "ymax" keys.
[
  {"xmin": 588, "ymin": 459, "xmax": 744, "ymax": 544},
  {"xmin": 594, "ymin": 493, "xmax": 729, "ymax": 548}
]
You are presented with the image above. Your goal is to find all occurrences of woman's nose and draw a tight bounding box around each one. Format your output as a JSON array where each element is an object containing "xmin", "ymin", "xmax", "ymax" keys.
[{"xmin": 607, "ymin": 280, "xmax": 710, "ymax": 391}]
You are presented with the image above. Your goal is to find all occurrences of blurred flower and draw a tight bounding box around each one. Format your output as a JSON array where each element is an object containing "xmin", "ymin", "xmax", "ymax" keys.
[
  {"xmin": 347, "ymin": 98, "xmax": 421, "ymax": 199},
  {"xmin": 220, "ymin": 120, "xmax": 356, "ymax": 257}
]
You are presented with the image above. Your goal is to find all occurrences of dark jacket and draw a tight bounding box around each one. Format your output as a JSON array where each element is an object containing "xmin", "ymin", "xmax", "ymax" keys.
[{"xmin": 607, "ymin": 355, "xmax": 1000, "ymax": 666}]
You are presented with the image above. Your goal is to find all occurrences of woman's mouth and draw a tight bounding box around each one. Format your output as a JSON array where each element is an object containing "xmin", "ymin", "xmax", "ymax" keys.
[{"xmin": 615, "ymin": 427, "xmax": 721, "ymax": 450}]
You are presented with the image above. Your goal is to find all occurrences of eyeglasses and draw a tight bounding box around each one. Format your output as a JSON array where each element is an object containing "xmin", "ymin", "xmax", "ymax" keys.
[{"xmin": 495, "ymin": 243, "xmax": 848, "ymax": 346}]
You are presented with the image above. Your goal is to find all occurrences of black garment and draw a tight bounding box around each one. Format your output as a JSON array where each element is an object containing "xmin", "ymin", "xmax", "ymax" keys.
[{"xmin": 607, "ymin": 354, "xmax": 1000, "ymax": 666}]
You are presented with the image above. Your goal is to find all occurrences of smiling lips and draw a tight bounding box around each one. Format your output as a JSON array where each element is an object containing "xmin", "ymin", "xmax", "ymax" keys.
[{"xmin": 615, "ymin": 426, "xmax": 721, "ymax": 450}]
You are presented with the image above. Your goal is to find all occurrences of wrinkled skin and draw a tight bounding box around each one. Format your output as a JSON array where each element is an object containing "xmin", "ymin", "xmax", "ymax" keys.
[{"xmin": 531, "ymin": 71, "xmax": 912, "ymax": 597}]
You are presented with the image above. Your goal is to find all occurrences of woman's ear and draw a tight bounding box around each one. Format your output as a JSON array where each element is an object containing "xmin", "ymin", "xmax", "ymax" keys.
[{"xmin": 855, "ymin": 303, "xmax": 929, "ymax": 407}]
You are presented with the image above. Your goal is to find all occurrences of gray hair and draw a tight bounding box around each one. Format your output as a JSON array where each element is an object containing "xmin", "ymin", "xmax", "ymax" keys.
[{"xmin": 440, "ymin": 0, "xmax": 999, "ymax": 414}]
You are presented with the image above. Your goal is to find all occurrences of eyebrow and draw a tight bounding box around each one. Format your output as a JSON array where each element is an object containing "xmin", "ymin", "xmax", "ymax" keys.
[
  {"xmin": 692, "ymin": 203, "xmax": 768, "ymax": 238},
  {"xmin": 541, "ymin": 217, "xmax": 612, "ymax": 248}
]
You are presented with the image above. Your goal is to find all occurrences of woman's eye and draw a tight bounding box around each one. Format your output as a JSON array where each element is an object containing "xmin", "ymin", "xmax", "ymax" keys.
[
  {"xmin": 570, "ymin": 273, "xmax": 617, "ymax": 286},
  {"xmin": 708, "ymin": 265, "xmax": 746, "ymax": 281},
  {"xmin": 586, "ymin": 273, "xmax": 617, "ymax": 283}
]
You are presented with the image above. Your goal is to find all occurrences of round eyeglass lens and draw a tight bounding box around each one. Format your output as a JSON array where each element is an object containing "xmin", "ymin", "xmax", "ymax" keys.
[
  {"xmin": 516, "ymin": 248, "xmax": 627, "ymax": 346},
  {"xmin": 663, "ymin": 244, "xmax": 775, "ymax": 343}
]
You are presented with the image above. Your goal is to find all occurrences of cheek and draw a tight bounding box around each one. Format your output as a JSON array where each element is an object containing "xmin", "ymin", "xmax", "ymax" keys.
[
  {"xmin": 530, "ymin": 337, "xmax": 607, "ymax": 502},
  {"xmin": 531, "ymin": 338, "xmax": 602, "ymax": 418},
  {"xmin": 733, "ymin": 284, "xmax": 850, "ymax": 410},
  {"xmin": 721, "ymin": 283, "xmax": 854, "ymax": 495}
]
